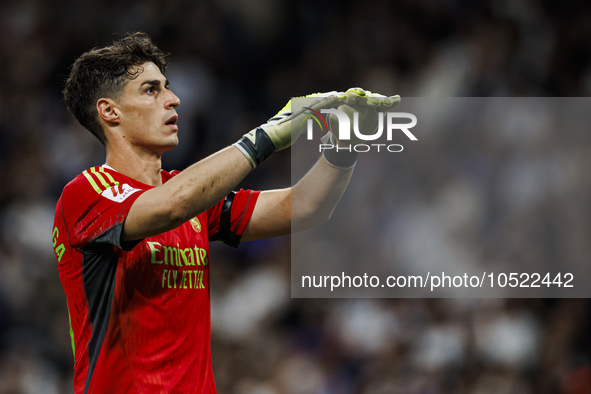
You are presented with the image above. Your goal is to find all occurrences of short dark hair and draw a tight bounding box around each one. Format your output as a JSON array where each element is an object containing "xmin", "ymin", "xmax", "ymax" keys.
[{"xmin": 63, "ymin": 32, "xmax": 169, "ymax": 144}]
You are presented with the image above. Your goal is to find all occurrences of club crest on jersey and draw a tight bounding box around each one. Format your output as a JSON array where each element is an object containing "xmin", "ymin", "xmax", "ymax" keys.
[
  {"xmin": 190, "ymin": 217, "xmax": 202, "ymax": 233},
  {"xmin": 101, "ymin": 183, "xmax": 141, "ymax": 203}
]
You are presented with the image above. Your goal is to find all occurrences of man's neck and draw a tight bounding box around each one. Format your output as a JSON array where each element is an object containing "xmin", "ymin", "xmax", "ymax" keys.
[{"xmin": 105, "ymin": 145, "xmax": 163, "ymax": 187}]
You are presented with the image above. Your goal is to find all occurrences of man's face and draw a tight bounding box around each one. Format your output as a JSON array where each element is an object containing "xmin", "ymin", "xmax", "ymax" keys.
[{"xmin": 114, "ymin": 62, "xmax": 181, "ymax": 154}]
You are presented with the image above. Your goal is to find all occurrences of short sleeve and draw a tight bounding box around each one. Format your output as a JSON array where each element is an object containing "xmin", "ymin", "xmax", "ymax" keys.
[
  {"xmin": 61, "ymin": 172, "xmax": 147, "ymax": 251},
  {"xmin": 207, "ymin": 189, "xmax": 260, "ymax": 247}
]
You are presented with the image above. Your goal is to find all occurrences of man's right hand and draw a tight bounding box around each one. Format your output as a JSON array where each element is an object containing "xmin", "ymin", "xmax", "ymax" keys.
[
  {"xmin": 233, "ymin": 89, "xmax": 387, "ymax": 168},
  {"xmin": 232, "ymin": 92, "xmax": 341, "ymax": 168}
]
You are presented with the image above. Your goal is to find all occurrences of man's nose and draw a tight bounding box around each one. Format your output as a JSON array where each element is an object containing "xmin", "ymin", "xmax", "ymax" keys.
[{"xmin": 166, "ymin": 90, "xmax": 181, "ymax": 108}]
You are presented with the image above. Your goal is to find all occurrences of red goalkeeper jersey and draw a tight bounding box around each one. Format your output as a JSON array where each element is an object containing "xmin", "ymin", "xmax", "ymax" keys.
[{"xmin": 52, "ymin": 165, "xmax": 260, "ymax": 393}]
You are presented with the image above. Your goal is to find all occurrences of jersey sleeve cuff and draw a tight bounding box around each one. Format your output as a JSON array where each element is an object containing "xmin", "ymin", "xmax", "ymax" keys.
[{"xmin": 89, "ymin": 189, "xmax": 147, "ymax": 251}]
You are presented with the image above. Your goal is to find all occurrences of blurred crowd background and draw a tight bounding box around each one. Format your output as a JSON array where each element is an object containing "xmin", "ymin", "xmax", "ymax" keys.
[{"xmin": 1, "ymin": 0, "xmax": 591, "ymax": 393}]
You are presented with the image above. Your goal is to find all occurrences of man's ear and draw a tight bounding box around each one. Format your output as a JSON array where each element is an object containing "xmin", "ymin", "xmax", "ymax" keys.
[{"xmin": 97, "ymin": 98, "xmax": 120, "ymax": 125}]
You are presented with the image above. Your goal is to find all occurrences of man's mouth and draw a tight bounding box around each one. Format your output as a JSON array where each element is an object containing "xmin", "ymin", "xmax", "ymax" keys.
[{"xmin": 165, "ymin": 114, "xmax": 178, "ymax": 130}]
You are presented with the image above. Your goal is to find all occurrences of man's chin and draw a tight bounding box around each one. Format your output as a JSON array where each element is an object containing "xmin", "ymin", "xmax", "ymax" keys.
[
  {"xmin": 162, "ymin": 138, "xmax": 179, "ymax": 151},
  {"xmin": 153, "ymin": 135, "xmax": 180, "ymax": 154}
]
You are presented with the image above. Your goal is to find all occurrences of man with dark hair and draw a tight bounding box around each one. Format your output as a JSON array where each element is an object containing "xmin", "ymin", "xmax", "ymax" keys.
[
  {"xmin": 63, "ymin": 32, "xmax": 170, "ymax": 145},
  {"xmin": 53, "ymin": 32, "xmax": 399, "ymax": 393}
]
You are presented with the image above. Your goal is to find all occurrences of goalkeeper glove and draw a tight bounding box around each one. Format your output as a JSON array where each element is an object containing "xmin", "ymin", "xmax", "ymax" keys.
[
  {"xmin": 234, "ymin": 89, "xmax": 376, "ymax": 168},
  {"xmin": 324, "ymin": 88, "xmax": 401, "ymax": 169},
  {"xmin": 233, "ymin": 92, "xmax": 342, "ymax": 168}
]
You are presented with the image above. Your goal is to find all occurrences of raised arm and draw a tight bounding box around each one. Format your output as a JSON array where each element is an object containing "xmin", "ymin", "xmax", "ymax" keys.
[
  {"xmin": 123, "ymin": 146, "xmax": 252, "ymax": 240},
  {"xmin": 122, "ymin": 92, "xmax": 351, "ymax": 241},
  {"xmin": 242, "ymin": 88, "xmax": 401, "ymax": 241},
  {"xmin": 241, "ymin": 155, "xmax": 354, "ymax": 241}
]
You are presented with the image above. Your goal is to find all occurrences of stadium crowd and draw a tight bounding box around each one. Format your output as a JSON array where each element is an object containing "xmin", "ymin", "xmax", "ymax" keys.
[{"xmin": 1, "ymin": 0, "xmax": 591, "ymax": 392}]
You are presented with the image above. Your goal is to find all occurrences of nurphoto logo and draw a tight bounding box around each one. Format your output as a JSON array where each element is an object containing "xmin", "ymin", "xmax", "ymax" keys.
[{"xmin": 304, "ymin": 107, "xmax": 418, "ymax": 153}]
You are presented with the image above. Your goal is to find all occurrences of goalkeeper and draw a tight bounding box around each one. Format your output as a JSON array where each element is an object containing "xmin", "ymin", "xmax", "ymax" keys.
[{"xmin": 53, "ymin": 32, "xmax": 399, "ymax": 393}]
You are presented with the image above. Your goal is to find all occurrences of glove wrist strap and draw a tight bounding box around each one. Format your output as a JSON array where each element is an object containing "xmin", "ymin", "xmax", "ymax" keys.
[
  {"xmin": 233, "ymin": 127, "xmax": 276, "ymax": 168},
  {"xmin": 322, "ymin": 133, "xmax": 358, "ymax": 170}
]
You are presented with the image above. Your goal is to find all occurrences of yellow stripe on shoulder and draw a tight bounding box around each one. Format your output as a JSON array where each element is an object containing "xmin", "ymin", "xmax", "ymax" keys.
[
  {"xmin": 82, "ymin": 169, "xmax": 103, "ymax": 194},
  {"xmin": 90, "ymin": 167, "xmax": 111, "ymax": 190},
  {"xmin": 99, "ymin": 166, "xmax": 120, "ymax": 186}
]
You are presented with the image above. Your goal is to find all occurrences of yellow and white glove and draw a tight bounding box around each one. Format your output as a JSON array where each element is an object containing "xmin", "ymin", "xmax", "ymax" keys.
[
  {"xmin": 233, "ymin": 92, "xmax": 340, "ymax": 168},
  {"xmin": 234, "ymin": 89, "xmax": 383, "ymax": 168},
  {"xmin": 323, "ymin": 88, "xmax": 401, "ymax": 169},
  {"xmin": 327, "ymin": 87, "xmax": 401, "ymax": 147}
]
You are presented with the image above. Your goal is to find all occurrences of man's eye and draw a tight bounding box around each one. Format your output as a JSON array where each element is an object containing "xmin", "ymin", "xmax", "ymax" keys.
[{"xmin": 146, "ymin": 87, "xmax": 155, "ymax": 94}]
